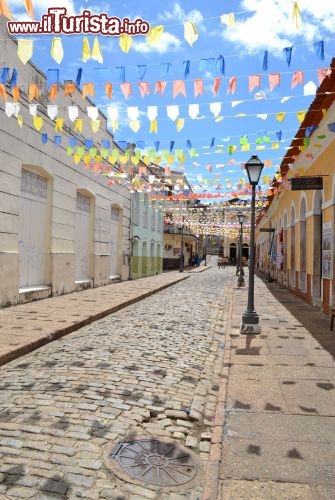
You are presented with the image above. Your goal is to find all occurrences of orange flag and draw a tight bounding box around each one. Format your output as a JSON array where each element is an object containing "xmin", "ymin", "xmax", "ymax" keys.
[
  {"xmin": 154, "ymin": 80, "xmax": 167, "ymax": 96},
  {"xmin": 64, "ymin": 82, "xmax": 75, "ymax": 95},
  {"xmin": 212, "ymin": 77, "xmax": 222, "ymax": 96},
  {"xmin": 138, "ymin": 81, "xmax": 150, "ymax": 98},
  {"xmin": 105, "ymin": 82, "xmax": 113, "ymax": 99},
  {"xmin": 194, "ymin": 79, "xmax": 204, "ymax": 97},
  {"xmin": 317, "ymin": 68, "xmax": 331, "ymax": 85},
  {"xmin": 227, "ymin": 77, "xmax": 236, "ymax": 95},
  {"xmin": 249, "ymin": 75, "xmax": 260, "ymax": 92},
  {"xmin": 0, "ymin": 84, "xmax": 7, "ymax": 101},
  {"xmin": 29, "ymin": 82, "xmax": 39, "ymax": 101},
  {"xmin": 82, "ymin": 83, "xmax": 94, "ymax": 99},
  {"xmin": 291, "ymin": 71, "xmax": 304, "ymax": 88},
  {"xmin": 12, "ymin": 85, "xmax": 20, "ymax": 102},
  {"xmin": 49, "ymin": 83, "xmax": 58, "ymax": 100},
  {"xmin": 23, "ymin": 0, "xmax": 34, "ymax": 18},
  {"xmin": 173, "ymin": 80, "xmax": 186, "ymax": 98},
  {"xmin": 268, "ymin": 73, "xmax": 280, "ymax": 92},
  {"xmin": 0, "ymin": 0, "xmax": 12, "ymax": 19},
  {"xmin": 120, "ymin": 82, "xmax": 132, "ymax": 98}
]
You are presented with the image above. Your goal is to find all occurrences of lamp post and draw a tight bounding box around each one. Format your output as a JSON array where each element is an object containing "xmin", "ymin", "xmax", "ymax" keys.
[
  {"xmin": 179, "ymin": 216, "xmax": 185, "ymax": 273},
  {"xmin": 237, "ymin": 211, "xmax": 246, "ymax": 287},
  {"xmin": 240, "ymin": 155, "xmax": 264, "ymax": 334}
]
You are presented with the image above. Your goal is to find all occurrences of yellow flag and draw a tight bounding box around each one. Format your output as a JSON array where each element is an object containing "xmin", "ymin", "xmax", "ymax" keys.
[
  {"xmin": 298, "ymin": 167, "xmax": 305, "ymax": 175},
  {"xmin": 131, "ymin": 156, "xmax": 140, "ymax": 165},
  {"xmin": 92, "ymin": 36, "xmax": 103, "ymax": 63},
  {"xmin": 215, "ymin": 116, "xmax": 224, "ymax": 123},
  {"xmin": 296, "ymin": 110, "xmax": 306, "ymax": 123},
  {"xmin": 146, "ymin": 25, "xmax": 164, "ymax": 44},
  {"xmin": 271, "ymin": 142, "xmax": 280, "ymax": 149},
  {"xmin": 241, "ymin": 144, "xmax": 250, "ymax": 151},
  {"xmin": 184, "ymin": 21, "xmax": 198, "ymax": 47},
  {"xmin": 50, "ymin": 37, "xmax": 64, "ymax": 64},
  {"xmin": 142, "ymin": 156, "xmax": 150, "ymax": 165},
  {"xmin": 176, "ymin": 118, "xmax": 185, "ymax": 132},
  {"xmin": 292, "ymin": 1, "xmax": 301, "ymax": 30},
  {"xmin": 276, "ymin": 112, "xmax": 286, "ymax": 123},
  {"xmin": 111, "ymin": 120, "xmax": 118, "ymax": 133},
  {"xmin": 55, "ymin": 118, "xmax": 64, "ymax": 132},
  {"xmin": 119, "ymin": 34, "xmax": 132, "ymax": 53},
  {"xmin": 17, "ymin": 39, "xmax": 33, "ymax": 64},
  {"xmin": 167, "ymin": 155, "xmax": 175, "ymax": 165},
  {"xmin": 220, "ymin": 13, "xmax": 235, "ymax": 28},
  {"xmin": 119, "ymin": 155, "xmax": 127, "ymax": 164},
  {"xmin": 150, "ymin": 119, "xmax": 158, "ymax": 133},
  {"xmin": 17, "ymin": 115, "xmax": 23, "ymax": 127},
  {"xmin": 33, "ymin": 116, "xmax": 43, "ymax": 131},
  {"xmin": 73, "ymin": 119, "xmax": 83, "ymax": 132},
  {"xmin": 129, "ymin": 119, "xmax": 140, "ymax": 133},
  {"xmin": 82, "ymin": 37, "xmax": 91, "ymax": 62},
  {"xmin": 91, "ymin": 119, "xmax": 100, "ymax": 133},
  {"xmin": 73, "ymin": 154, "xmax": 82, "ymax": 165}
]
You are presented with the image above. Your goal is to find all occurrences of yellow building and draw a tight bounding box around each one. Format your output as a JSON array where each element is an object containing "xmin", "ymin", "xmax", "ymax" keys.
[{"xmin": 256, "ymin": 58, "xmax": 335, "ymax": 315}]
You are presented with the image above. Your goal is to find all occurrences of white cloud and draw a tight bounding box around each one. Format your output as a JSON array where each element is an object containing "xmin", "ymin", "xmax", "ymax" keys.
[
  {"xmin": 218, "ymin": 0, "xmax": 335, "ymax": 52},
  {"xmin": 158, "ymin": 2, "xmax": 205, "ymax": 31},
  {"xmin": 132, "ymin": 32, "xmax": 182, "ymax": 55}
]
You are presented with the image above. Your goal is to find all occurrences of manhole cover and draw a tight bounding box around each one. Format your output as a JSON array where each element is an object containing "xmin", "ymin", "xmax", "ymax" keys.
[{"xmin": 105, "ymin": 437, "xmax": 200, "ymax": 488}]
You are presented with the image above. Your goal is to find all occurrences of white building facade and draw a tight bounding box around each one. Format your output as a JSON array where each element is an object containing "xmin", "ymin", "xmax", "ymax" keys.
[{"xmin": 0, "ymin": 18, "xmax": 133, "ymax": 306}]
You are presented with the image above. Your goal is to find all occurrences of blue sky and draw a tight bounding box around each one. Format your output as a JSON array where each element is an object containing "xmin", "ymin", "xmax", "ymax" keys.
[{"xmin": 8, "ymin": 0, "xmax": 335, "ymax": 200}]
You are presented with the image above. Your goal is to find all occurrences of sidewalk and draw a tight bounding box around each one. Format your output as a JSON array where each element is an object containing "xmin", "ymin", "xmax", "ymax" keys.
[
  {"xmin": 0, "ymin": 269, "xmax": 205, "ymax": 367},
  {"xmin": 218, "ymin": 272, "xmax": 335, "ymax": 500}
]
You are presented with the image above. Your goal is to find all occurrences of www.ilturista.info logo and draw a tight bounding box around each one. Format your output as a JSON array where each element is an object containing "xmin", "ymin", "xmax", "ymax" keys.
[{"xmin": 7, "ymin": 8, "xmax": 151, "ymax": 36}]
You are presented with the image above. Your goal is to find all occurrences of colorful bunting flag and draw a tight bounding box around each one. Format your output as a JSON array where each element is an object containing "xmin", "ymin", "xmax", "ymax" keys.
[
  {"xmin": 120, "ymin": 82, "xmax": 132, "ymax": 98},
  {"xmin": 269, "ymin": 73, "xmax": 280, "ymax": 92},
  {"xmin": 0, "ymin": 0, "xmax": 12, "ymax": 19},
  {"xmin": 105, "ymin": 82, "xmax": 113, "ymax": 99},
  {"xmin": 17, "ymin": 39, "xmax": 33, "ymax": 64},
  {"xmin": 146, "ymin": 25, "xmax": 164, "ymax": 45},
  {"xmin": 92, "ymin": 37, "xmax": 103, "ymax": 63},
  {"xmin": 82, "ymin": 37, "xmax": 91, "ymax": 62},
  {"xmin": 291, "ymin": 70, "xmax": 304, "ymax": 88},
  {"xmin": 50, "ymin": 38, "xmax": 64, "ymax": 64},
  {"xmin": 119, "ymin": 34, "xmax": 132, "ymax": 53},
  {"xmin": 194, "ymin": 79, "xmax": 204, "ymax": 98},
  {"xmin": 249, "ymin": 75, "xmax": 260, "ymax": 93},
  {"xmin": 227, "ymin": 77, "xmax": 236, "ymax": 95},
  {"xmin": 213, "ymin": 77, "xmax": 222, "ymax": 96},
  {"xmin": 154, "ymin": 80, "xmax": 167, "ymax": 96},
  {"xmin": 173, "ymin": 80, "xmax": 186, "ymax": 98},
  {"xmin": 138, "ymin": 81, "xmax": 150, "ymax": 98},
  {"xmin": 184, "ymin": 21, "xmax": 198, "ymax": 47},
  {"xmin": 292, "ymin": 1, "xmax": 301, "ymax": 30},
  {"xmin": 220, "ymin": 12, "xmax": 235, "ymax": 28},
  {"xmin": 23, "ymin": 0, "xmax": 34, "ymax": 18}
]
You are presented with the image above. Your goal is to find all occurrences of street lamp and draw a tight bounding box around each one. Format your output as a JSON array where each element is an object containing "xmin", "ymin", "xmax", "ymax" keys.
[
  {"xmin": 237, "ymin": 211, "xmax": 246, "ymax": 287},
  {"xmin": 240, "ymin": 155, "xmax": 264, "ymax": 334},
  {"xmin": 179, "ymin": 216, "xmax": 185, "ymax": 273}
]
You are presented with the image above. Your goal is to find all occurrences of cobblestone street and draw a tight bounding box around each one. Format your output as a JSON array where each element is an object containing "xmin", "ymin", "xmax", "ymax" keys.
[{"xmin": 0, "ymin": 267, "xmax": 232, "ymax": 499}]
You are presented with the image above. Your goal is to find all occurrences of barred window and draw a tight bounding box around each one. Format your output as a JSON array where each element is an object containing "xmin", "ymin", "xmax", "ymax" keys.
[
  {"xmin": 76, "ymin": 192, "xmax": 90, "ymax": 213},
  {"xmin": 21, "ymin": 169, "xmax": 47, "ymax": 199}
]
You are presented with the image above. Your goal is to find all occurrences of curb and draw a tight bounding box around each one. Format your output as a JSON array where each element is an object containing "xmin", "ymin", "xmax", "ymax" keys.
[{"xmin": 0, "ymin": 275, "xmax": 189, "ymax": 367}]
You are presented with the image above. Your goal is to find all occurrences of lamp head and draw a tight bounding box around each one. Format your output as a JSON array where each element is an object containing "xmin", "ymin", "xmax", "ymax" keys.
[
  {"xmin": 245, "ymin": 155, "xmax": 264, "ymax": 185},
  {"xmin": 237, "ymin": 211, "xmax": 246, "ymax": 225}
]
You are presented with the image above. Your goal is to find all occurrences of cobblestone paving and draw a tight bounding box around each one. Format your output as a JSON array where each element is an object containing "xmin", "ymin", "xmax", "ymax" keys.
[{"xmin": 0, "ymin": 267, "xmax": 233, "ymax": 499}]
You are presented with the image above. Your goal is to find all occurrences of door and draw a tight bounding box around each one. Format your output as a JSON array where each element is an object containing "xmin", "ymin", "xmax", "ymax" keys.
[
  {"xmin": 19, "ymin": 169, "xmax": 48, "ymax": 288},
  {"xmin": 110, "ymin": 206, "xmax": 120, "ymax": 276},
  {"xmin": 75, "ymin": 192, "xmax": 90, "ymax": 280}
]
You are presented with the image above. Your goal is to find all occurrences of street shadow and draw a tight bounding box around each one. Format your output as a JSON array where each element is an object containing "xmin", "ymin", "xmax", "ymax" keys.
[{"xmin": 256, "ymin": 272, "xmax": 335, "ymax": 360}]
